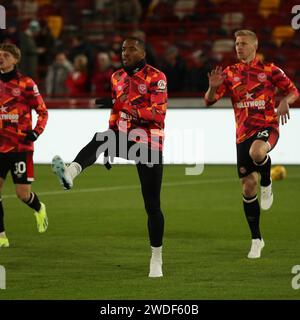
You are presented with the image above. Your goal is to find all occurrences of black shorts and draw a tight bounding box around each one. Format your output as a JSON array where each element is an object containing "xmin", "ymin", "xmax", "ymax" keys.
[
  {"xmin": 236, "ymin": 127, "xmax": 279, "ymax": 178},
  {"xmin": 0, "ymin": 152, "xmax": 34, "ymax": 184}
]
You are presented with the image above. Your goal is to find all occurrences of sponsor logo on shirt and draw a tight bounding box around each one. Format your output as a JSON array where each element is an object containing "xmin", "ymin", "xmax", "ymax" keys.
[
  {"xmin": 0, "ymin": 113, "xmax": 19, "ymax": 122},
  {"xmin": 157, "ymin": 79, "xmax": 166, "ymax": 92},
  {"xmin": 0, "ymin": 105, "xmax": 7, "ymax": 113},
  {"xmin": 0, "ymin": 105, "xmax": 18, "ymax": 122},
  {"xmin": 33, "ymin": 84, "xmax": 40, "ymax": 96},
  {"xmin": 236, "ymin": 91, "xmax": 266, "ymax": 109},
  {"xmin": 236, "ymin": 100, "xmax": 266, "ymax": 109}
]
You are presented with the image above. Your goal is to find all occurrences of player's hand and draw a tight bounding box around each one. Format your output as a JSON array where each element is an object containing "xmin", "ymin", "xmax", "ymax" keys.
[
  {"xmin": 277, "ymin": 98, "xmax": 290, "ymax": 125},
  {"xmin": 23, "ymin": 130, "xmax": 39, "ymax": 142},
  {"xmin": 120, "ymin": 105, "xmax": 139, "ymax": 122},
  {"xmin": 95, "ymin": 97, "xmax": 113, "ymax": 108},
  {"xmin": 207, "ymin": 66, "xmax": 225, "ymax": 88}
]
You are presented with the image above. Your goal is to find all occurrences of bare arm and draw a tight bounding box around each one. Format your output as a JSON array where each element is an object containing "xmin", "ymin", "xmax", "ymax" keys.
[{"xmin": 277, "ymin": 92, "xmax": 299, "ymax": 125}]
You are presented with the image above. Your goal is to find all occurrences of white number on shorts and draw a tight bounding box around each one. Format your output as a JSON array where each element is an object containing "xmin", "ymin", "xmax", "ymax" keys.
[
  {"xmin": 257, "ymin": 130, "xmax": 269, "ymax": 138},
  {"xmin": 14, "ymin": 161, "xmax": 26, "ymax": 175}
]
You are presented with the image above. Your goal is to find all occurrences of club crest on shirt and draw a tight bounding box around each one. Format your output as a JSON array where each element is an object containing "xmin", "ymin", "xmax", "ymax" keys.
[
  {"xmin": 233, "ymin": 76, "xmax": 240, "ymax": 82},
  {"xmin": 138, "ymin": 84, "xmax": 147, "ymax": 94},
  {"xmin": 257, "ymin": 73, "xmax": 267, "ymax": 82},
  {"xmin": 117, "ymin": 85, "xmax": 122, "ymax": 91},
  {"xmin": 11, "ymin": 88, "xmax": 21, "ymax": 97},
  {"xmin": 239, "ymin": 166, "xmax": 247, "ymax": 175}
]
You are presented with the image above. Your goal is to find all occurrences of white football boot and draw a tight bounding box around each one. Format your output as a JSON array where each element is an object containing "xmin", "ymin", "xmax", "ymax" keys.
[
  {"xmin": 261, "ymin": 180, "xmax": 273, "ymax": 210},
  {"xmin": 149, "ymin": 246, "xmax": 163, "ymax": 278},
  {"xmin": 247, "ymin": 239, "xmax": 265, "ymax": 259},
  {"xmin": 52, "ymin": 155, "xmax": 73, "ymax": 190}
]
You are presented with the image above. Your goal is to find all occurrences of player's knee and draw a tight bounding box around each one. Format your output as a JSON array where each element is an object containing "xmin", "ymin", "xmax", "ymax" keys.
[
  {"xmin": 16, "ymin": 190, "xmax": 30, "ymax": 202},
  {"xmin": 144, "ymin": 201, "xmax": 161, "ymax": 216},
  {"xmin": 249, "ymin": 147, "xmax": 265, "ymax": 163},
  {"xmin": 242, "ymin": 180, "xmax": 257, "ymax": 197}
]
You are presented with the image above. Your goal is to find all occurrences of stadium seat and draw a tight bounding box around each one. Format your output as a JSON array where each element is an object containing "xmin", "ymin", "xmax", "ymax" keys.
[
  {"xmin": 47, "ymin": 15, "xmax": 63, "ymax": 38},
  {"xmin": 212, "ymin": 39, "xmax": 235, "ymax": 53},
  {"xmin": 272, "ymin": 25, "xmax": 295, "ymax": 46},
  {"xmin": 36, "ymin": 0, "xmax": 52, "ymax": 5},
  {"xmin": 258, "ymin": 0, "xmax": 281, "ymax": 18},
  {"xmin": 222, "ymin": 12, "xmax": 244, "ymax": 34},
  {"xmin": 174, "ymin": 0, "xmax": 196, "ymax": 20}
]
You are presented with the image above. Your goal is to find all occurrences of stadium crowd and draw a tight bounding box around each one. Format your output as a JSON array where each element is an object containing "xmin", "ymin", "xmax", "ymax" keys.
[{"xmin": 0, "ymin": 0, "xmax": 299, "ymax": 99}]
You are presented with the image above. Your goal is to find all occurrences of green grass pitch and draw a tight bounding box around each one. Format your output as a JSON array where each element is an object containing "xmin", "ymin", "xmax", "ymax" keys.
[{"xmin": 0, "ymin": 164, "xmax": 299, "ymax": 300}]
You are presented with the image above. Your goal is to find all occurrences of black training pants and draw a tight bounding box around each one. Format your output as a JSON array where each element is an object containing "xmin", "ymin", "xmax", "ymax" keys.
[{"xmin": 73, "ymin": 131, "xmax": 164, "ymax": 247}]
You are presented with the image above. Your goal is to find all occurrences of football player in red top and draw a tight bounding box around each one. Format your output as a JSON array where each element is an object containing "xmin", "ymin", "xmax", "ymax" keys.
[
  {"xmin": 0, "ymin": 44, "xmax": 49, "ymax": 248},
  {"xmin": 52, "ymin": 37, "xmax": 167, "ymax": 277},
  {"xmin": 205, "ymin": 30, "xmax": 299, "ymax": 259}
]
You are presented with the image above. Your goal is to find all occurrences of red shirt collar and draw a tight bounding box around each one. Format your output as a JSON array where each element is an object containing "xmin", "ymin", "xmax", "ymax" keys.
[{"xmin": 239, "ymin": 56, "xmax": 260, "ymax": 67}]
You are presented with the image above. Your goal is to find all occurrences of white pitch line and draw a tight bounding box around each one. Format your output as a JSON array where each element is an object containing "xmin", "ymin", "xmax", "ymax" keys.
[
  {"xmin": 2, "ymin": 175, "xmax": 299, "ymax": 199},
  {"xmin": 1, "ymin": 178, "xmax": 235, "ymax": 199}
]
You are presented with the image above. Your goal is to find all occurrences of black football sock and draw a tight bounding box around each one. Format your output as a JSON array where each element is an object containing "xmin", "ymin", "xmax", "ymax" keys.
[
  {"xmin": 0, "ymin": 198, "xmax": 4, "ymax": 233},
  {"xmin": 254, "ymin": 154, "xmax": 271, "ymax": 186},
  {"xmin": 147, "ymin": 210, "xmax": 165, "ymax": 247},
  {"xmin": 73, "ymin": 133, "xmax": 106, "ymax": 170},
  {"xmin": 24, "ymin": 192, "xmax": 41, "ymax": 212},
  {"xmin": 243, "ymin": 194, "xmax": 261, "ymax": 239}
]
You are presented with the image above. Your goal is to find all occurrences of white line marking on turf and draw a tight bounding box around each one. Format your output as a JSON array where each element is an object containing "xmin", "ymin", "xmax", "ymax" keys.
[
  {"xmin": 2, "ymin": 178, "xmax": 235, "ymax": 199},
  {"xmin": 2, "ymin": 175, "xmax": 300, "ymax": 199}
]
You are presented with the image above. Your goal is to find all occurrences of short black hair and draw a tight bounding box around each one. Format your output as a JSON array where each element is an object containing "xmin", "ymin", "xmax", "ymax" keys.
[{"xmin": 124, "ymin": 37, "xmax": 146, "ymax": 51}]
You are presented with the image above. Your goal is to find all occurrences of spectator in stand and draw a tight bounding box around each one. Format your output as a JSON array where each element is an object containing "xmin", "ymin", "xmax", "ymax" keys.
[
  {"xmin": 185, "ymin": 50, "xmax": 215, "ymax": 93},
  {"xmin": 68, "ymin": 34, "xmax": 94, "ymax": 73},
  {"xmin": 66, "ymin": 54, "xmax": 89, "ymax": 97},
  {"xmin": 159, "ymin": 45, "xmax": 187, "ymax": 93},
  {"xmin": 132, "ymin": 30, "xmax": 158, "ymax": 67},
  {"xmin": 109, "ymin": 35, "xmax": 123, "ymax": 70},
  {"xmin": 112, "ymin": 0, "xmax": 142, "ymax": 24},
  {"xmin": 68, "ymin": 34, "xmax": 94, "ymax": 91},
  {"xmin": 91, "ymin": 52, "xmax": 114, "ymax": 96},
  {"xmin": 19, "ymin": 20, "xmax": 41, "ymax": 80},
  {"xmin": 45, "ymin": 52, "xmax": 73, "ymax": 97},
  {"xmin": 0, "ymin": 20, "xmax": 19, "ymax": 45},
  {"xmin": 13, "ymin": 0, "xmax": 38, "ymax": 21},
  {"xmin": 35, "ymin": 20, "xmax": 56, "ymax": 73}
]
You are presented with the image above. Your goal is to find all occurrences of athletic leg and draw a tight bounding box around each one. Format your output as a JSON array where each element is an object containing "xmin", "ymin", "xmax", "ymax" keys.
[
  {"xmin": 136, "ymin": 163, "xmax": 164, "ymax": 277},
  {"xmin": 241, "ymin": 172, "xmax": 265, "ymax": 258}
]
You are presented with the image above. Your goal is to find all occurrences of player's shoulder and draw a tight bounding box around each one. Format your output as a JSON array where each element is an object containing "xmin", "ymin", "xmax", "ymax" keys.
[
  {"xmin": 226, "ymin": 62, "xmax": 241, "ymax": 72},
  {"xmin": 145, "ymin": 64, "xmax": 166, "ymax": 80},
  {"xmin": 17, "ymin": 73, "xmax": 40, "ymax": 96},
  {"xmin": 146, "ymin": 64, "xmax": 165, "ymax": 76},
  {"xmin": 18, "ymin": 72, "xmax": 36, "ymax": 87},
  {"xmin": 111, "ymin": 69, "xmax": 125, "ymax": 79},
  {"xmin": 257, "ymin": 60, "xmax": 278, "ymax": 71},
  {"xmin": 257, "ymin": 60, "xmax": 285, "ymax": 76}
]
